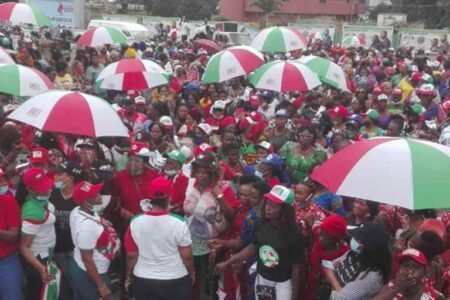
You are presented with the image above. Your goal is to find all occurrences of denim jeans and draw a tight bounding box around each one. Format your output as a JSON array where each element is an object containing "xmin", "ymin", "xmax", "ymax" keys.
[
  {"xmin": 68, "ymin": 257, "xmax": 110, "ymax": 300},
  {"xmin": 0, "ymin": 252, "xmax": 23, "ymax": 300}
]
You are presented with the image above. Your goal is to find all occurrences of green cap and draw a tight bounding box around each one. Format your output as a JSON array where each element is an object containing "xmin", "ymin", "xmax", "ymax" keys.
[
  {"xmin": 366, "ymin": 109, "xmax": 380, "ymax": 121},
  {"xmin": 264, "ymin": 185, "xmax": 295, "ymax": 205},
  {"xmin": 242, "ymin": 144, "xmax": 256, "ymax": 156},
  {"xmin": 164, "ymin": 150, "xmax": 186, "ymax": 165},
  {"xmin": 411, "ymin": 103, "xmax": 425, "ymax": 115}
]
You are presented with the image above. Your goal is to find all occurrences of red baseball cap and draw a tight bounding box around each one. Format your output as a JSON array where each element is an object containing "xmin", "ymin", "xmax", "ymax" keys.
[
  {"xmin": 128, "ymin": 142, "xmax": 150, "ymax": 157},
  {"xmin": 23, "ymin": 168, "xmax": 54, "ymax": 194},
  {"xmin": 320, "ymin": 214, "xmax": 347, "ymax": 239},
  {"xmin": 410, "ymin": 71, "xmax": 423, "ymax": 82},
  {"xmin": 30, "ymin": 147, "xmax": 49, "ymax": 164},
  {"xmin": 147, "ymin": 176, "xmax": 173, "ymax": 200},
  {"xmin": 398, "ymin": 248, "xmax": 427, "ymax": 266},
  {"xmin": 327, "ymin": 105, "xmax": 350, "ymax": 119},
  {"xmin": 372, "ymin": 86, "xmax": 382, "ymax": 95},
  {"xmin": 72, "ymin": 181, "xmax": 103, "ymax": 205},
  {"xmin": 193, "ymin": 143, "xmax": 215, "ymax": 158}
]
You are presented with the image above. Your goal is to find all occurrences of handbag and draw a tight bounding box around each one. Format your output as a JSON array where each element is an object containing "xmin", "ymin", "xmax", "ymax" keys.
[{"xmin": 255, "ymin": 284, "xmax": 276, "ymax": 300}]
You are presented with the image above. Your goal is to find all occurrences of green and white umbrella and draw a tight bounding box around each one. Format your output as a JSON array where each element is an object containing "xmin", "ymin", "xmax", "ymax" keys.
[
  {"xmin": 341, "ymin": 36, "xmax": 367, "ymax": 48},
  {"xmin": 0, "ymin": 63, "xmax": 53, "ymax": 96},
  {"xmin": 311, "ymin": 137, "xmax": 450, "ymax": 210},
  {"xmin": 250, "ymin": 27, "xmax": 308, "ymax": 53},
  {"xmin": 298, "ymin": 55, "xmax": 349, "ymax": 91},
  {"xmin": 77, "ymin": 27, "xmax": 128, "ymax": 47},
  {"xmin": 249, "ymin": 60, "xmax": 321, "ymax": 93},
  {"xmin": 0, "ymin": 2, "xmax": 52, "ymax": 27},
  {"xmin": 202, "ymin": 46, "xmax": 264, "ymax": 83}
]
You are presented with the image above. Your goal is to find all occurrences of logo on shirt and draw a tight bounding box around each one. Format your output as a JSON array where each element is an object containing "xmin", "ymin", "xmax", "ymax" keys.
[{"xmin": 259, "ymin": 245, "xmax": 279, "ymax": 268}]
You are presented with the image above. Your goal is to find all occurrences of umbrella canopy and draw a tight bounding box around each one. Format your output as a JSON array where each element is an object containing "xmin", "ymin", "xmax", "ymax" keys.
[
  {"xmin": 341, "ymin": 36, "xmax": 366, "ymax": 48},
  {"xmin": 0, "ymin": 63, "xmax": 53, "ymax": 96},
  {"xmin": 77, "ymin": 27, "xmax": 128, "ymax": 47},
  {"xmin": 202, "ymin": 46, "xmax": 264, "ymax": 83},
  {"xmin": 311, "ymin": 137, "xmax": 450, "ymax": 210},
  {"xmin": 251, "ymin": 27, "xmax": 308, "ymax": 53},
  {"xmin": 0, "ymin": 46, "xmax": 14, "ymax": 64},
  {"xmin": 8, "ymin": 91, "xmax": 129, "ymax": 137},
  {"xmin": 308, "ymin": 32, "xmax": 324, "ymax": 41},
  {"xmin": 249, "ymin": 60, "xmax": 321, "ymax": 93},
  {"xmin": 0, "ymin": 2, "xmax": 51, "ymax": 27},
  {"xmin": 297, "ymin": 55, "xmax": 349, "ymax": 91},
  {"xmin": 192, "ymin": 39, "xmax": 223, "ymax": 53},
  {"xmin": 96, "ymin": 59, "xmax": 170, "ymax": 91}
]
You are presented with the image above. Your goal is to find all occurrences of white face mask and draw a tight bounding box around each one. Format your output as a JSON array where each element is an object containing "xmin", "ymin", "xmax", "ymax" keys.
[
  {"xmin": 92, "ymin": 195, "xmax": 111, "ymax": 214},
  {"xmin": 180, "ymin": 145, "xmax": 192, "ymax": 160},
  {"xmin": 140, "ymin": 199, "xmax": 153, "ymax": 212},
  {"xmin": 165, "ymin": 169, "xmax": 178, "ymax": 176}
]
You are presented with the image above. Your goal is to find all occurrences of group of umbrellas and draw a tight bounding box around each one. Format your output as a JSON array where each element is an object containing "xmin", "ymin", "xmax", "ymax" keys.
[{"xmin": 0, "ymin": 2, "xmax": 448, "ymax": 211}]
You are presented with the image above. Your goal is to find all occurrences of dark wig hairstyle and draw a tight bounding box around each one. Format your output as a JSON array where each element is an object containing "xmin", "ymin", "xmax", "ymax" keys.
[
  {"xmin": 358, "ymin": 240, "xmax": 392, "ymax": 284},
  {"xmin": 260, "ymin": 198, "xmax": 298, "ymax": 235}
]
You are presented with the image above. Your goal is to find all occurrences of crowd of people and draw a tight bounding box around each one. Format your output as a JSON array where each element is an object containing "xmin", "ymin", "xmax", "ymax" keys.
[{"xmin": 0, "ymin": 22, "xmax": 449, "ymax": 300}]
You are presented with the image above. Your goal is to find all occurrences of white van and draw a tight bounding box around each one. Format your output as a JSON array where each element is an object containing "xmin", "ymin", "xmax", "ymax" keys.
[{"xmin": 87, "ymin": 20, "xmax": 151, "ymax": 43}]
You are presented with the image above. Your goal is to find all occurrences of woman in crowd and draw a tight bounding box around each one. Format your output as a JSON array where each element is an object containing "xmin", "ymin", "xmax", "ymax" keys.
[
  {"xmin": 323, "ymin": 222, "xmax": 392, "ymax": 299},
  {"xmin": 281, "ymin": 125, "xmax": 327, "ymax": 183},
  {"xmin": 69, "ymin": 181, "xmax": 120, "ymax": 300},
  {"xmin": 215, "ymin": 185, "xmax": 304, "ymax": 300}
]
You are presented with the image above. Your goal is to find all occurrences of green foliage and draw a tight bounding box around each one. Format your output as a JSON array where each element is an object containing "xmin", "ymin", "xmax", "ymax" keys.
[
  {"xmin": 146, "ymin": 0, "xmax": 218, "ymax": 20},
  {"xmin": 251, "ymin": 0, "xmax": 283, "ymax": 15},
  {"xmin": 370, "ymin": 0, "xmax": 450, "ymax": 29}
]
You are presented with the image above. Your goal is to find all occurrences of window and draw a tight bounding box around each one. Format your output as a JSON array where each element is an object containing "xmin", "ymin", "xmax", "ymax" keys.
[{"xmin": 319, "ymin": 0, "xmax": 326, "ymax": 3}]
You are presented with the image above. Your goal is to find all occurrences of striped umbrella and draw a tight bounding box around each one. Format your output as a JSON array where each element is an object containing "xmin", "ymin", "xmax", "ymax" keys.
[
  {"xmin": 77, "ymin": 27, "xmax": 128, "ymax": 47},
  {"xmin": 251, "ymin": 27, "xmax": 308, "ymax": 53},
  {"xmin": 311, "ymin": 137, "xmax": 450, "ymax": 210},
  {"xmin": 96, "ymin": 59, "xmax": 169, "ymax": 91},
  {"xmin": 8, "ymin": 91, "xmax": 129, "ymax": 137},
  {"xmin": 0, "ymin": 2, "xmax": 51, "ymax": 27},
  {"xmin": 202, "ymin": 46, "xmax": 264, "ymax": 83},
  {"xmin": 297, "ymin": 55, "xmax": 349, "ymax": 91},
  {"xmin": 249, "ymin": 60, "xmax": 321, "ymax": 93},
  {"xmin": 0, "ymin": 46, "xmax": 14, "ymax": 64},
  {"xmin": 308, "ymin": 32, "xmax": 324, "ymax": 41},
  {"xmin": 0, "ymin": 63, "xmax": 52, "ymax": 96},
  {"xmin": 341, "ymin": 36, "xmax": 366, "ymax": 48}
]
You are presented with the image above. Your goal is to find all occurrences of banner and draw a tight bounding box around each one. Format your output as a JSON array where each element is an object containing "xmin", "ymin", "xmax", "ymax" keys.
[
  {"xmin": 342, "ymin": 25, "xmax": 394, "ymax": 48},
  {"xmin": 23, "ymin": 0, "xmax": 74, "ymax": 27},
  {"xmin": 288, "ymin": 23, "xmax": 336, "ymax": 42},
  {"xmin": 400, "ymin": 28, "xmax": 448, "ymax": 50}
]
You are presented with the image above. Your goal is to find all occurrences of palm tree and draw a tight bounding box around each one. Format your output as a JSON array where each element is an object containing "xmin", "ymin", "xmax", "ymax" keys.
[{"xmin": 251, "ymin": 0, "xmax": 284, "ymax": 28}]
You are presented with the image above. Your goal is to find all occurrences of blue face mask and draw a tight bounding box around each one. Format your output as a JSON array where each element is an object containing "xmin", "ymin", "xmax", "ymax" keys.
[
  {"xmin": 0, "ymin": 186, "xmax": 8, "ymax": 195},
  {"xmin": 254, "ymin": 170, "xmax": 264, "ymax": 179},
  {"xmin": 36, "ymin": 195, "xmax": 50, "ymax": 203},
  {"xmin": 193, "ymin": 135, "xmax": 203, "ymax": 145},
  {"xmin": 350, "ymin": 238, "xmax": 361, "ymax": 254},
  {"xmin": 54, "ymin": 181, "xmax": 64, "ymax": 189}
]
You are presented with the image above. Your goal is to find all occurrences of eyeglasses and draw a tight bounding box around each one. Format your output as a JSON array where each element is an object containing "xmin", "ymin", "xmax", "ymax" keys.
[{"xmin": 298, "ymin": 134, "xmax": 314, "ymax": 139}]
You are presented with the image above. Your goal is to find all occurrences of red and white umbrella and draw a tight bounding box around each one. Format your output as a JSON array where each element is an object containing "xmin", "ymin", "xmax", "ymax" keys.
[
  {"xmin": 0, "ymin": 2, "xmax": 52, "ymax": 27},
  {"xmin": 202, "ymin": 46, "xmax": 264, "ymax": 83},
  {"xmin": 0, "ymin": 63, "xmax": 53, "ymax": 96},
  {"xmin": 251, "ymin": 27, "xmax": 308, "ymax": 53},
  {"xmin": 8, "ymin": 91, "xmax": 128, "ymax": 137},
  {"xmin": 249, "ymin": 60, "xmax": 321, "ymax": 93},
  {"xmin": 193, "ymin": 39, "xmax": 223, "ymax": 53},
  {"xmin": 0, "ymin": 46, "xmax": 14, "ymax": 64},
  {"xmin": 96, "ymin": 59, "xmax": 169, "ymax": 91},
  {"xmin": 77, "ymin": 27, "xmax": 128, "ymax": 47}
]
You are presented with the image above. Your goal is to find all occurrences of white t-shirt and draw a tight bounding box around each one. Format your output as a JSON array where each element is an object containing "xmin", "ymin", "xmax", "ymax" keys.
[
  {"xmin": 70, "ymin": 207, "xmax": 112, "ymax": 274},
  {"xmin": 22, "ymin": 202, "xmax": 56, "ymax": 258},
  {"xmin": 126, "ymin": 211, "xmax": 191, "ymax": 280}
]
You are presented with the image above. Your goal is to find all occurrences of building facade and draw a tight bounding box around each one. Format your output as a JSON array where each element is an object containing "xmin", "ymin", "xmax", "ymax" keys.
[{"xmin": 219, "ymin": 0, "xmax": 367, "ymax": 23}]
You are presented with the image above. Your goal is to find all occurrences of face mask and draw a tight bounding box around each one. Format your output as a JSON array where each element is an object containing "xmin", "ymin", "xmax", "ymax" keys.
[
  {"xmin": 254, "ymin": 170, "xmax": 264, "ymax": 179},
  {"xmin": 36, "ymin": 195, "xmax": 50, "ymax": 202},
  {"xmin": 92, "ymin": 195, "xmax": 111, "ymax": 214},
  {"xmin": 180, "ymin": 145, "xmax": 192, "ymax": 160},
  {"xmin": 54, "ymin": 181, "xmax": 64, "ymax": 189},
  {"xmin": 350, "ymin": 238, "xmax": 361, "ymax": 254},
  {"xmin": 0, "ymin": 186, "xmax": 8, "ymax": 195},
  {"xmin": 165, "ymin": 169, "xmax": 178, "ymax": 176},
  {"xmin": 193, "ymin": 135, "xmax": 203, "ymax": 145}
]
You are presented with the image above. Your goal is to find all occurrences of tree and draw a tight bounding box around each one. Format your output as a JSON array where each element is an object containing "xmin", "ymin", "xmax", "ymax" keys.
[
  {"xmin": 369, "ymin": 0, "xmax": 450, "ymax": 29},
  {"xmin": 251, "ymin": 0, "xmax": 284, "ymax": 29},
  {"xmin": 176, "ymin": 0, "xmax": 218, "ymax": 20}
]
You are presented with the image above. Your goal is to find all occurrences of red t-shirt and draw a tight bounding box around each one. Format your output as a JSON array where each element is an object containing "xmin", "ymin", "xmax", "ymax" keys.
[
  {"xmin": 0, "ymin": 194, "xmax": 21, "ymax": 258},
  {"xmin": 169, "ymin": 173, "xmax": 189, "ymax": 212},
  {"xmin": 115, "ymin": 168, "xmax": 159, "ymax": 215}
]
